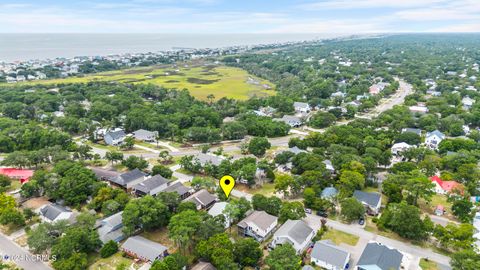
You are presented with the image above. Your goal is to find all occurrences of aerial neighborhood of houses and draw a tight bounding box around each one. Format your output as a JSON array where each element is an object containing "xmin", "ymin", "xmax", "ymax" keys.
[{"xmin": 2, "ymin": 36, "xmax": 480, "ymax": 270}]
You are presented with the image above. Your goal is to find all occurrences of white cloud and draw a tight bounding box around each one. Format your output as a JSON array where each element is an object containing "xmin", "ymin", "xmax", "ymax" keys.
[{"xmin": 299, "ymin": 0, "xmax": 448, "ymax": 10}]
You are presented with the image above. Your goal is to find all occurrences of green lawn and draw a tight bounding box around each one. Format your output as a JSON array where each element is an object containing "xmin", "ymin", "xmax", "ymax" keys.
[
  {"xmin": 88, "ymin": 253, "xmax": 133, "ymax": 270},
  {"xmin": 419, "ymin": 258, "xmax": 440, "ymax": 270},
  {"xmin": 8, "ymin": 65, "xmax": 275, "ymax": 101},
  {"xmin": 322, "ymin": 228, "xmax": 359, "ymax": 246}
]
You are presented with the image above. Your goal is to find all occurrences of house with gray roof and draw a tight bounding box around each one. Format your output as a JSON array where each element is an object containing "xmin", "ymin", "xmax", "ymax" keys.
[
  {"xmin": 38, "ymin": 204, "xmax": 75, "ymax": 223},
  {"xmin": 321, "ymin": 187, "xmax": 338, "ymax": 200},
  {"xmin": 353, "ymin": 190, "xmax": 382, "ymax": 215},
  {"xmin": 294, "ymin": 102, "xmax": 311, "ymax": 113},
  {"xmin": 208, "ymin": 201, "xmax": 230, "ymax": 228},
  {"xmin": 121, "ymin": 236, "xmax": 168, "ymax": 263},
  {"xmin": 191, "ymin": 262, "xmax": 216, "ymax": 270},
  {"xmin": 401, "ymin": 128, "xmax": 422, "ymax": 136},
  {"xmin": 97, "ymin": 211, "xmax": 125, "ymax": 244},
  {"xmin": 274, "ymin": 115, "xmax": 302, "ymax": 127},
  {"xmin": 104, "ymin": 129, "xmax": 126, "ymax": 146},
  {"xmin": 323, "ymin": 160, "xmax": 335, "ymax": 173},
  {"xmin": 133, "ymin": 129, "xmax": 158, "ymax": 142},
  {"xmin": 194, "ymin": 153, "xmax": 224, "ymax": 167},
  {"xmin": 183, "ymin": 189, "xmax": 217, "ymax": 210},
  {"xmin": 425, "ymin": 130, "xmax": 446, "ymax": 149},
  {"xmin": 109, "ymin": 169, "xmax": 147, "ymax": 189},
  {"xmin": 270, "ymin": 220, "xmax": 315, "ymax": 254},
  {"xmin": 161, "ymin": 182, "xmax": 192, "ymax": 200},
  {"xmin": 311, "ymin": 240, "xmax": 350, "ymax": 270},
  {"xmin": 237, "ymin": 210, "xmax": 278, "ymax": 242},
  {"xmin": 133, "ymin": 174, "xmax": 170, "ymax": 196},
  {"xmin": 357, "ymin": 242, "xmax": 403, "ymax": 270}
]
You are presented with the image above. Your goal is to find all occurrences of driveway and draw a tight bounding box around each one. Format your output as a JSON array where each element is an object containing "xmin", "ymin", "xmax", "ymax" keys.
[
  {"xmin": 0, "ymin": 233, "xmax": 52, "ymax": 270},
  {"xmin": 302, "ymin": 214, "xmax": 451, "ymax": 269}
]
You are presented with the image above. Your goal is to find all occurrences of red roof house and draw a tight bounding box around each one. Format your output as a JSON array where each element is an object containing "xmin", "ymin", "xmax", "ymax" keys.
[
  {"xmin": 0, "ymin": 168, "xmax": 34, "ymax": 184},
  {"xmin": 430, "ymin": 176, "xmax": 463, "ymax": 195}
]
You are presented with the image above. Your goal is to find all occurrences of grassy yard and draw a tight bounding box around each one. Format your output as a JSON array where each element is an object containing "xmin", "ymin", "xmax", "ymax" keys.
[
  {"xmin": 141, "ymin": 227, "xmax": 176, "ymax": 253},
  {"xmin": 88, "ymin": 253, "xmax": 134, "ymax": 270},
  {"xmin": 9, "ymin": 65, "xmax": 275, "ymax": 101},
  {"xmin": 238, "ymin": 183, "xmax": 276, "ymax": 196},
  {"xmin": 419, "ymin": 258, "xmax": 440, "ymax": 270},
  {"xmin": 419, "ymin": 194, "xmax": 452, "ymax": 215},
  {"xmin": 322, "ymin": 228, "xmax": 359, "ymax": 246}
]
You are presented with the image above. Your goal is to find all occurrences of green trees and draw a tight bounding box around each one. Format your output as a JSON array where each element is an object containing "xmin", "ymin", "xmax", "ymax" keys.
[
  {"xmin": 152, "ymin": 165, "xmax": 173, "ymax": 179},
  {"xmin": 122, "ymin": 195, "xmax": 170, "ymax": 235},
  {"xmin": 450, "ymin": 197, "xmax": 474, "ymax": 223},
  {"xmin": 279, "ymin": 201, "xmax": 306, "ymax": 223},
  {"xmin": 252, "ymin": 194, "xmax": 282, "ymax": 216},
  {"xmin": 248, "ymin": 137, "xmax": 271, "ymax": 157},
  {"xmin": 150, "ymin": 253, "xmax": 187, "ymax": 270},
  {"xmin": 340, "ymin": 198, "xmax": 365, "ymax": 222},
  {"xmin": 222, "ymin": 122, "xmax": 248, "ymax": 140},
  {"xmin": 100, "ymin": 240, "xmax": 118, "ymax": 258},
  {"xmin": 338, "ymin": 170, "xmax": 365, "ymax": 197},
  {"xmin": 168, "ymin": 210, "xmax": 203, "ymax": 254},
  {"xmin": 196, "ymin": 233, "xmax": 237, "ymax": 270},
  {"xmin": 105, "ymin": 151, "xmax": 124, "ymax": 165},
  {"xmin": 309, "ymin": 112, "xmax": 336, "ymax": 128},
  {"xmin": 451, "ymin": 249, "xmax": 480, "ymax": 270},
  {"xmin": 265, "ymin": 244, "xmax": 301, "ymax": 270},
  {"xmin": 378, "ymin": 202, "xmax": 432, "ymax": 240},
  {"xmin": 27, "ymin": 221, "xmax": 69, "ymax": 254},
  {"xmin": 122, "ymin": 156, "xmax": 148, "ymax": 170},
  {"xmin": 233, "ymin": 238, "xmax": 262, "ymax": 267}
]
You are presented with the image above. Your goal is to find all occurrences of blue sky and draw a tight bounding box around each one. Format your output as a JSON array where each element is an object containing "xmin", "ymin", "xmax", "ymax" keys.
[{"xmin": 0, "ymin": 0, "xmax": 479, "ymax": 33}]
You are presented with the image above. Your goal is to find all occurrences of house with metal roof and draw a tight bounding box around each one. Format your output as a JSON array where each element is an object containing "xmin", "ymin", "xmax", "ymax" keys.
[
  {"xmin": 161, "ymin": 182, "xmax": 192, "ymax": 200},
  {"xmin": 270, "ymin": 220, "xmax": 315, "ymax": 254},
  {"xmin": 109, "ymin": 169, "xmax": 147, "ymax": 189},
  {"xmin": 133, "ymin": 174, "xmax": 170, "ymax": 196},
  {"xmin": 353, "ymin": 190, "xmax": 382, "ymax": 215},
  {"xmin": 321, "ymin": 187, "xmax": 338, "ymax": 200},
  {"xmin": 104, "ymin": 129, "xmax": 126, "ymax": 146},
  {"xmin": 132, "ymin": 129, "xmax": 158, "ymax": 142},
  {"xmin": 401, "ymin": 128, "xmax": 422, "ymax": 136},
  {"xmin": 208, "ymin": 201, "xmax": 230, "ymax": 228},
  {"xmin": 310, "ymin": 240, "xmax": 350, "ymax": 270},
  {"xmin": 294, "ymin": 102, "xmax": 311, "ymax": 113},
  {"xmin": 194, "ymin": 153, "xmax": 224, "ymax": 167},
  {"xmin": 237, "ymin": 210, "xmax": 278, "ymax": 242},
  {"xmin": 425, "ymin": 130, "xmax": 445, "ymax": 149},
  {"xmin": 191, "ymin": 262, "xmax": 216, "ymax": 270},
  {"xmin": 274, "ymin": 115, "xmax": 302, "ymax": 127},
  {"xmin": 357, "ymin": 242, "xmax": 403, "ymax": 270},
  {"xmin": 97, "ymin": 211, "xmax": 125, "ymax": 244},
  {"xmin": 120, "ymin": 236, "xmax": 168, "ymax": 263},
  {"xmin": 183, "ymin": 189, "xmax": 217, "ymax": 210},
  {"xmin": 38, "ymin": 204, "xmax": 75, "ymax": 223}
]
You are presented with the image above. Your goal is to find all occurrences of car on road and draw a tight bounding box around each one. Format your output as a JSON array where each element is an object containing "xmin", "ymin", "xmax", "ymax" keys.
[
  {"xmin": 358, "ymin": 217, "xmax": 365, "ymax": 225},
  {"xmin": 316, "ymin": 210, "xmax": 328, "ymax": 218}
]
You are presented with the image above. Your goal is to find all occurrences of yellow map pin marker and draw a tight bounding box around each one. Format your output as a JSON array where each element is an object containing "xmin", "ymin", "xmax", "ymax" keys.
[{"xmin": 220, "ymin": 175, "xmax": 235, "ymax": 198}]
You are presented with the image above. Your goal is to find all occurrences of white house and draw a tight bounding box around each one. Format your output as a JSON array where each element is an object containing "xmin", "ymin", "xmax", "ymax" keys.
[
  {"xmin": 391, "ymin": 142, "xmax": 414, "ymax": 155},
  {"xmin": 425, "ymin": 130, "xmax": 445, "ymax": 149},
  {"xmin": 293, "ymin": 102, "xmax": 311, "ymax": 113},
  {"xmin": 208, "ymin": 201, "xmax": 230, "ymax": 228},
  {"xmin": 462, "ymin": 96, "xmax": 475, "ymax": 110},
  {"xmin": 104, "ymin": 129, "xmax": 126, "ymax": 146},
  {"xmin": 237, "ymin": 210, "xmax": 278, "ymax": 242},
  {"xmin": 38, "ymin": 204, "xmax": 75, "ymax": 223},
  {"xmin": 409, "ymin": 105, "xmax": 429, "ymax": 114},
  {"xmin": 271, "ymin": 220, "xmax": 315, "ymax": 254},
  {"xmin": 311, "ymin": 240, "xmax": 350, "ymax": 270}
]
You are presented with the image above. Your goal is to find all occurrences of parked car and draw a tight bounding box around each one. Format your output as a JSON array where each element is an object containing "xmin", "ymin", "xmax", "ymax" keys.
[
  {"xmin": 316, "ymin": 210, "xmax": 328, "ymax": 218},
  {"xmin": 358, "ymin": 217, "xmax": 365, "ymax": 225},
  {"xmin": 304, "ymin": 208, "xmax": 312, "ymax": 214}
]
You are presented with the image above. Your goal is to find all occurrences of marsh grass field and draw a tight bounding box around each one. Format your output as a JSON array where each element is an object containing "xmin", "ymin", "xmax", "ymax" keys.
[{"xmin": 14, "ymin": 64, "xmax": 275, "ymax": 100}]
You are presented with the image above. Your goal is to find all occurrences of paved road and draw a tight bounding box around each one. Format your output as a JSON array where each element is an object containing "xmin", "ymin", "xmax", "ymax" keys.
[
  {"xmin": 0, "ymin": 233, "xmax": 52, "ymax": 270},
  {"xmin": 303, "ymin": 214, "xmax": 451, "ymax": 269}
]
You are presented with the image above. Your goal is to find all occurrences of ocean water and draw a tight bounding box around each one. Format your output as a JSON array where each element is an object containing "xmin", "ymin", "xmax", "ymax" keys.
[{"xmin": 0, "ymin": 33, "xmax": 340, "ymax": 62}]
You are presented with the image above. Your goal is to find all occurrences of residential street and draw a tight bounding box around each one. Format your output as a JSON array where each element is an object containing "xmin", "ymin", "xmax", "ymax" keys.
[
  {"xmin": 303, "ymin": 214, "xmax": 452, "ymax": 270},
  {"xmin": 0, "ymin": 233, "xmax": 53, "ymax": 270}
]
